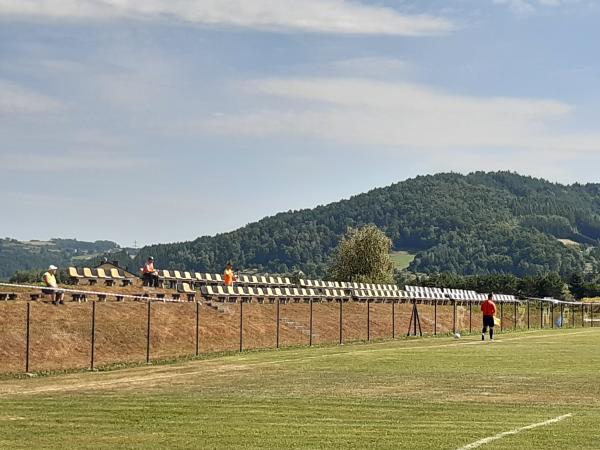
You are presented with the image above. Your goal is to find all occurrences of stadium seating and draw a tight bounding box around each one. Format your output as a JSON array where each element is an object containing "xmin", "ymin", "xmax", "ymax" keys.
[
  {"xmin": 200, "ymin": 285, "xmax": 323, "ymax": 303},
  {"xmin": 82, "ymin": 267, "xmax": 98, "ymax": 285},
  {"xmin": 7, "ymin": 264, "xmax": 525, "ymax": 308},
  {"xmin": 492, "ymin": 293, "xmax": 518, "ymax": 303},
  {"xmin": 201, "ymin": 285, "xmax": 244, "ymax": 302},
  {"xmin": 95, "ymin": 268, "xmax": 115, "ymax": 287},
  {"xmin": 68, "ymin": 267, "xmax": 85, "ymax": 284},
  {"xmin": 353, "ymin": 289, "xmax": 406, "ymax": 302},
  {"xmin": 68, "ymin": 266, "xmax": 136, "ymax": 287},
  {"xmin": 178, "ymin": 282, "xmax": 196, "ymax": 301},
  {"xmin": 158, "ymin": 270, "xmax": 177, "ymax": 289},
  {"xmin": 173, "ymin": 271, "xmax": 194, "ymax": 283},
  {"xmin": 190, "ymin": 272, "xmax": 295, "ymax": 290},
  {"xmin": 109, "ymin": 268, "xmax": 134, "ymax": 286},
  {"xmin": 322, "ymin": 288, "xmax": 351, "ymax": 301},
  {"xmin": 194, "ymin": 273, "xmax": 223, "ymax": 286}
]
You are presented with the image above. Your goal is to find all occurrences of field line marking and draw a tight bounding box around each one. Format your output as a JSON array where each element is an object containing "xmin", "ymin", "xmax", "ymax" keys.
[
  {"xmin": 456, "ymin": 413, "xmax": 573, "ymax": 450},
  {"xmin": 1, "ymin": 329, "xmax": 596, "ymax": 396}
]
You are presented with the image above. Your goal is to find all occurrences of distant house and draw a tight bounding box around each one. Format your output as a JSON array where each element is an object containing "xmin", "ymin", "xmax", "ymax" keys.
[{"xmin": 95, "ymin": 260, "xmax": 138, "ymax": 279}]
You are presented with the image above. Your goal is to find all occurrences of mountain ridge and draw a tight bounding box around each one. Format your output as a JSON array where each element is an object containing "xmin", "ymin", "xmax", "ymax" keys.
[
  {"xmin": 3, "ymin": 172, "xmax": 599, "ymax": 280},
  {"xmin": 131, "ymin": 171, "xmax": 600, "ymax": 277}
]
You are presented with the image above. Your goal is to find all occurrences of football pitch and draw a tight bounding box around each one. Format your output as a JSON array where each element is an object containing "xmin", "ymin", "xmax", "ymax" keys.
[{"xmin": 1, "ymin": 328, "xmax": 599, "ymax": 449}]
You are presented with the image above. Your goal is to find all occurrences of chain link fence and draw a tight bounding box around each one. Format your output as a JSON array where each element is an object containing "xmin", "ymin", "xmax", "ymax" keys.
[{"xmin": 0, "ymin": 298, "xmax": 597, "ymax": 375}]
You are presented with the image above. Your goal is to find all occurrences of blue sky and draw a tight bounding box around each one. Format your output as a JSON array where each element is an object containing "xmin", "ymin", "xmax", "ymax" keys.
[{"xmin": 1, "ymin": 0, "xmax": 600, "ymax": 246}]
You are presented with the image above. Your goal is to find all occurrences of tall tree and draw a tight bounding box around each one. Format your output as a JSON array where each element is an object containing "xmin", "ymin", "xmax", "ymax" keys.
[
  {"xmin": 569, "ymin": 273, "xmax": 586, "ymax": 300},
  {"xmin": 328, "ymin": 225, "xmax": 394, "ymax": 283}
]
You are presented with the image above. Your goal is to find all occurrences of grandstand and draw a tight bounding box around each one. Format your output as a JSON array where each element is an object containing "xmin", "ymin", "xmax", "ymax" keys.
[{"xmin": 1, "ymin": 265, "xmax": 527, "ymax": 306}]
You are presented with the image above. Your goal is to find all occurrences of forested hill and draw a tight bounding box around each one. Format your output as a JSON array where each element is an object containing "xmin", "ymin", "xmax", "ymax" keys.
[
  {"xmin": 134, "ymin": 172, "xmax": 600, "ymax": 278},
  {"xmin": 0, "ymin": 239, "xmax": 125, "ymax": 280}
]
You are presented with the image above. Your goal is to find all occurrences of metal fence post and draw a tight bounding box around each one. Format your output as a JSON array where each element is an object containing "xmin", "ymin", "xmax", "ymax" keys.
[
  {"xmin": 452, "ymin": 300, "xmax": 456, "ymax": 334},
  {"xmin": 309, "ymin": 298, "xmax": 313, "ymax": 346},
  {"xmin": 551, "ymin": 303, "xmax": 554, "ymax": 329},
  {"xmin": 25, "ymin": 302, "xmax": 31, "ymax": 373},
  {"xmin": 239, "ymin": 300, "xmax": 244, "ymax": 352},
  {"xmin": 469, "ymin": 301, "xmax": 472, "ymax": 334},
  {"xmin": 527, "ymin": 300, "xmax": 530, "ymax": 330},
  {"xmin": 367, "ymin": 299, "xmax": 371, "ymax": 341},
  {"xmin": 500, "ymin": 301, "xmax": 504, "ymax": 333},
  {"xmin": 513, "ymin": 302, "xmax": 517, "ymax": 330},
  {"xmin": 146, "ymin": 301, "xmax": 152, "ymax": 364},
  {"xmin": 276, "ymin": 298, "xmax": 280, "ymax": 349},
  {"xmin": 540, "ymin": 301, "xmax": 543, "ymax": 329},
  {"xmin": 90, "ymin": 301, "xmax": 96, "ymax": 370},
  {"xmin": 434, "ymin": 302, "xmax": 437, "ymax": 336},
  {"xmin": 392, "ymin": 301, "xmax": 395, "ymax": 339},
  {"xmin": 195, "ymin": 301, "xmax": 200, "ymax": 356},
  {"xmin": 591, "ymin": 303, "xmax": 594, "ymax": 328},
  {"xmin": 339, "ymin": 299, "xmax": 343, "ymax": 345}
]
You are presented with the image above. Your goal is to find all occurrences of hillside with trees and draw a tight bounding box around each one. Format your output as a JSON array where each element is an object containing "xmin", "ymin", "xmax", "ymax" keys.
[
  {"xmin": 131, "ymin": 172, "xmax": 600, "ymax": 278},
  {"xmin": 0, "ymin": 239, "xmax": 125, "ymax": 280}
]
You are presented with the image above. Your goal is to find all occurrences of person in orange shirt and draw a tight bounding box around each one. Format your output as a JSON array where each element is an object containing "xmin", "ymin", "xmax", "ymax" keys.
[
  {"xmin": 223, "ymin": 262, "xmax": 237, "ymax": 287},
  {"xmin": 141, "ymin": 257, "xmax": 159, "ymax": 287},
  {"xmin": 481, "ymin": 293, "xmax": 497, "ymax": 341}
]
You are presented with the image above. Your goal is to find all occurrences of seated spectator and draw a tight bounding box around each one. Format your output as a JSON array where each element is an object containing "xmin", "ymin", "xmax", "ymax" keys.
[
  {"xmin": 42, "ymin": 265, "xmax": 64, "ymax": 305},
  {"xmin": 224, "ymin": 262, "xmax": 237, "ymax": 287},
  {"xmin": 141, "ymin": 257, "xmax": 159, "ymax": 287}
]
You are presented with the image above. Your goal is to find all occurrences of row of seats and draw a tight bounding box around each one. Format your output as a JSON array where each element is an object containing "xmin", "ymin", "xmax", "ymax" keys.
[
  {"xmin": 299, "ymin": 279, "xmax": 398, "ymax": 291},
  {"xmin": 69, "ymin": 267, "xmax": 134, "ymax": 286},
  {"xmin": 405, "ymin": 285, "xmax": 518, "ymax": 303},
  {"xmin": 200, "ymin": 282, "xmax": 521, "ymax": 303},
  {"xmin": 238, "ymin": 274, "xmax": 293, "ymax": 287},
  {"xmin": 201, "ymin": 286, "xmax": 441, "ymax": 303},
  {"xmin": 201, "ymin": 285, "xmax": 322, "ymax": 301},
  {"xmin": 157, "ymin": 271, "xmax": 294, "ymax": 289},
  {"xmin": 153, "ymin": 268, "xmax": 519, "ymax": 304}
]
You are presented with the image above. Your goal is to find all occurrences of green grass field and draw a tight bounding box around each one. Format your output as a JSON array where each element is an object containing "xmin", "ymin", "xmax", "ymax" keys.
[
  {"xmin": 390, "ymin": 250, "xmax": 416, "ymax": 270},
  {"xmin": 1, "ymin": 328, "xmax": 599, "ymax": 449}
]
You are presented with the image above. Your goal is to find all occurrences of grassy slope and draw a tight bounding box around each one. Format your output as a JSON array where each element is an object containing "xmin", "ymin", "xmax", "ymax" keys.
[
  {"xmin": 1, "ymin": 328, "xmax": 599, "ymax": 449},
  {"xmin": 390, "ymin": 250, "xmax": 416, "ymax": 270}
]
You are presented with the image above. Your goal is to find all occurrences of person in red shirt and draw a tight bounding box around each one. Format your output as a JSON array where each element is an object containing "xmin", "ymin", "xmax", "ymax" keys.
[{"xmin": 481, "ymin": 293, "xmax": 497, "ymax": 341}]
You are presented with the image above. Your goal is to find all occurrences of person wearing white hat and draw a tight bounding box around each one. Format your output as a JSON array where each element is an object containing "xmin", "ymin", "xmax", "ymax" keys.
[{"xmin": 42, "ymin": 265, "xmax": 64, "ymax": 305}]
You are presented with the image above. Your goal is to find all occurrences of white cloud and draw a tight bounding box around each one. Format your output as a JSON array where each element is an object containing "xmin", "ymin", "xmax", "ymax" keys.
[
  {"xmin": 193, "ymin": 77, "xmax": 600, "ymax": 155},
  {"xmin": 494, "ymin": 0, "xmax": 536, "ymax": 14},
  {"xmin": 0, "ymin": 79, "xmax": 64, "ymax": 114},
  {"xmin": 494, "ymin": 0, "xmax": 580, "ymax": 14},
  {"xmin": 0, "ymin": 0, "xmax": 454, "ymax": 36}
]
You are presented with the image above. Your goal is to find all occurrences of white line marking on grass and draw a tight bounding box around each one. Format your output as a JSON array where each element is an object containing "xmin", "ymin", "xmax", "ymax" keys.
[{"xmin": 456, "ymin": 413, "xmax": 573, "ymax": 450}]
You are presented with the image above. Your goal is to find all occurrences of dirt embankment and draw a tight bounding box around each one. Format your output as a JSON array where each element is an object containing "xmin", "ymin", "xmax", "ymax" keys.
[{"xmin": 0, "ymin": 281, "xmax": 528, "ymax": 374}]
